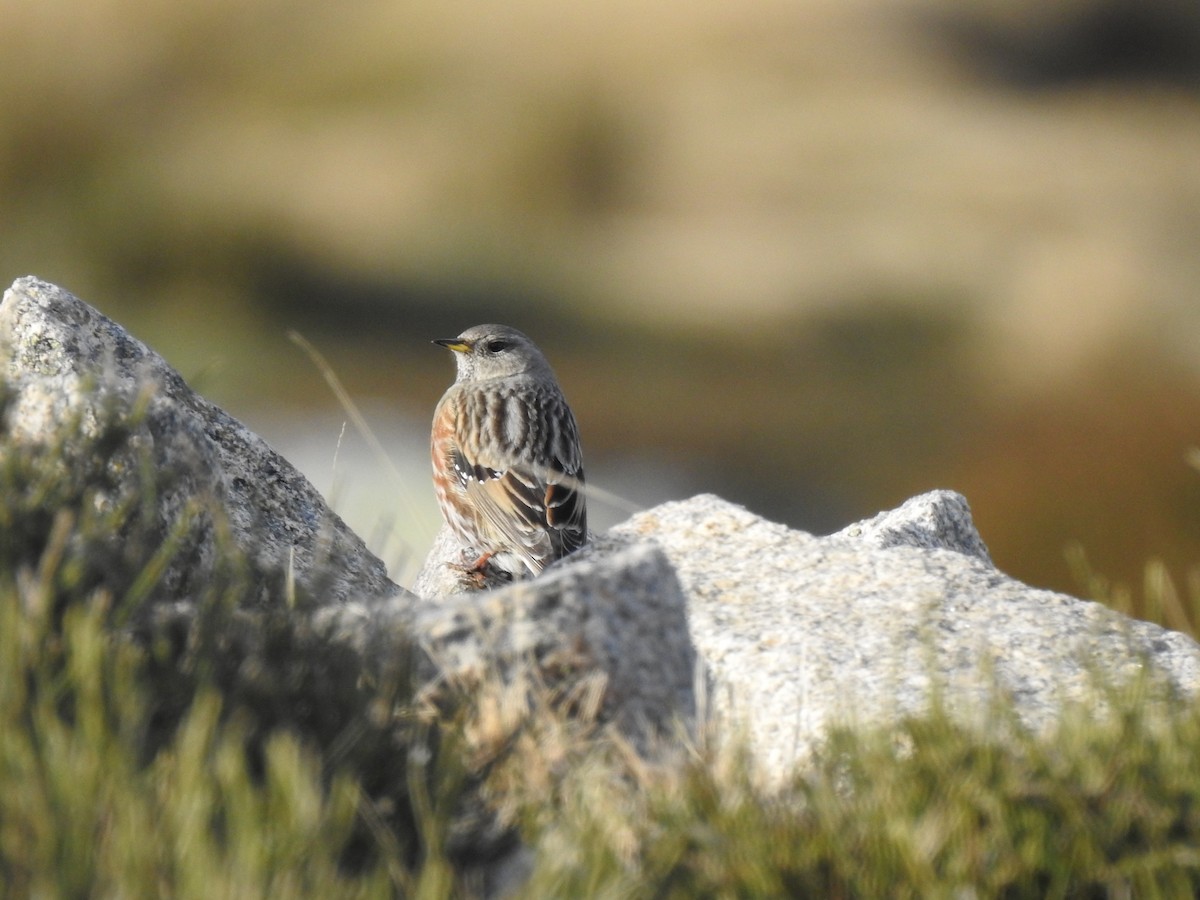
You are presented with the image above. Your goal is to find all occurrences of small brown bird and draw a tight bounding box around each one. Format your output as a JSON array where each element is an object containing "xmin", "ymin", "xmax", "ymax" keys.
[{"xmin": 431, "ymin": 324, "xmax": 587, "ymax": 579}]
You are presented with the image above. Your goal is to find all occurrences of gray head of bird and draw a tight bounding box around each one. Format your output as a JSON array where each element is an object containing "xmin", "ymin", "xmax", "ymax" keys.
[{"xmin": 434, "ymin": 324, "xmax": 556, "ymax": 383}]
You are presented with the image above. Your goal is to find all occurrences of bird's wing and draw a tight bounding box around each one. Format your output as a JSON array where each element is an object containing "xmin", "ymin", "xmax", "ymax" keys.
[{"xmin": 456, "ymin": 392, "xmax": 587, "ymax": 573}]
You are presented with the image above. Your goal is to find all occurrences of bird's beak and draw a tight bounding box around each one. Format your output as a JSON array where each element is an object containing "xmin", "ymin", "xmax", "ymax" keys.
[{"xmin": 433, "ymin": 338, "xmax": 473, "ymax": 354}]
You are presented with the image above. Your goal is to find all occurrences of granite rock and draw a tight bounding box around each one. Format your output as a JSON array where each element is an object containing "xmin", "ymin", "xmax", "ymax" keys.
[
  {"xmin": 612, "ymin": 492, "xmax": 1200, "ymax": 779},
  {"xmin": 831, "ymin": 487, "xmax": 992, "ymax": 562},
  {"xmin": 0, "ymin": 275, "xmax": 406, "ymax": 611},
  {"xmin": 412, "ymin": 539, "xmax": 695, "ymax": 739}
]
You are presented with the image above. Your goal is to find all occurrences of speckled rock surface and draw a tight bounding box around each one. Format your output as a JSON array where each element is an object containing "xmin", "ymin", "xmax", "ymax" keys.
[
  {"xmin": 412, "ymin": 539, "xmax": 695, "ymax": 739},
  {"xmin": 613, "ymin": 492, "xmax": 1200, "ymax": 780},
  {"xmin": 831, "ymin": 488, "xmax": 992, "ymax": 562},
  {"xmin": 0, "ymin": 275, "xmax": 405, "ymax": 610},
  {"xmin": 312, "ymin": 530, "xmax": 695, "ymax": 766}
]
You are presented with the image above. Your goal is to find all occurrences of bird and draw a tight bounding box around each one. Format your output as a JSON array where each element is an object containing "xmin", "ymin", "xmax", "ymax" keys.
[{"xmin": 431, "ymin": 324, "xmax": 587, "ymax": 580}]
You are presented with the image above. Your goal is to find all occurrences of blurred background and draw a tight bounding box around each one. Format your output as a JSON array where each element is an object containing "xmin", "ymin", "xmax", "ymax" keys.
[{"xmin": 3, "ymin": 0, "xmax": 1200, "ymax": 600}]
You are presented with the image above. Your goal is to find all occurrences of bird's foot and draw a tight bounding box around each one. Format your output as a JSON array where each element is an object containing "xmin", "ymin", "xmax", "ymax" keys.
[{"xmin": 449, "ymin": 550, "xmax": 513, "ymax": 589}]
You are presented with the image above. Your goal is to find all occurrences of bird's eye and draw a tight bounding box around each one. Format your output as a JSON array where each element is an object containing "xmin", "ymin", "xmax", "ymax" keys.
[{"xmin": 484, "ymin": 339, "xmax": 511, "ymax": 353}]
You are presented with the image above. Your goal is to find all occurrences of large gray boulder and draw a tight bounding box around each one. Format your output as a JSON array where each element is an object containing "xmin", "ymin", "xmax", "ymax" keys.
[
  {"xmin": 0, "ymin": 275, "xmax": 404, "ymax": 610},
  {"xmin": 608, "ymin": 491, "xmax": 1200, "ymax": 779},
  {"xmin": 415, "ymin": 485, "xmax": 1200, "ymax": 781},
  {"xmin": 415, "ymin": 540, "xmax": 695, "ymax": 737}
]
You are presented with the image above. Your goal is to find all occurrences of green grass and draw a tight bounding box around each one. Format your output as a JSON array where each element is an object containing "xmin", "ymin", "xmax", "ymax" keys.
[
  {"xmin": 5, "ymin": 387, "xmax": 1200, "ymax": 897},
  {"xmin": 503, "ymin": 661, "xmax": 1200, "ymax": 898}
]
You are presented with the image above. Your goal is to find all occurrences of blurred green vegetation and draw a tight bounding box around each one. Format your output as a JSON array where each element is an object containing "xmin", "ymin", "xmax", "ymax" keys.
[
  {"xmin": 3, "ymin": 0, "xmax": 1200, "ymax": 599},
  {"xmin": 523, "ymin": 687, "xmax": 1200, "ymax": 897}
]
